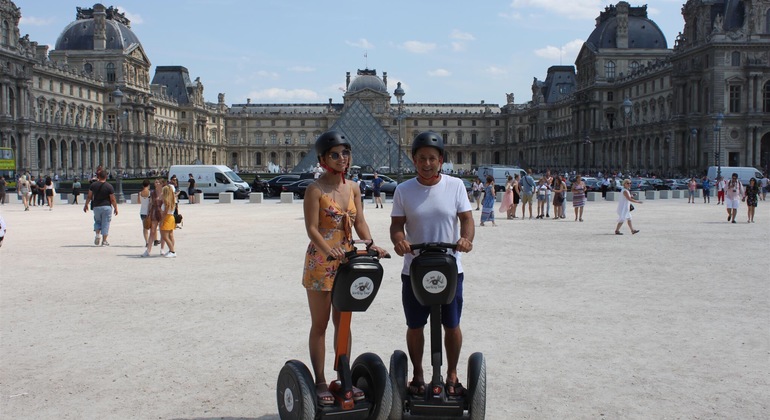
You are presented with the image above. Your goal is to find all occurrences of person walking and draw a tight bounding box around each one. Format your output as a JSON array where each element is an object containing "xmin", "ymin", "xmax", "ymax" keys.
[
  {"xmin": 551, "ymin": 175, "xmax": 565, "ymax": 220},
  {"xmin": 743, "ymin": 177, "xmax": 759, "ymax": 223},
  {"xmin": 702, "ymin": 176, "xmax": 711, "ymax": 203},
  {"xmin": 499, "ymin": 175, "xmax": 514, "ymax": 219},
  {"xmin": 71, "ymin": 177, "xmax": 81, "ymax": 204},
  {"xmin": 471, "ymin": 177, "xmax": 482, "ymax": 210},
  {"xmin": 572, "ymin": 174, "xmax": 587, "ymax": 222},
  {"xmin": 544, "ymin": 170, "xmax": 553, "ymax": 217},
  {"xmin": 301, "ymin": 130, "xmax": 387, "ymax": 405},
  {"xmin": 35, "ymin": 175, "xmax": 45, "ymax": 207},
  {"xmin": 0, "ymin": 175, "xmax": 6, "ymax": 205},
  {"xmin": 511, "ymin": 174, "xmax": 521, "ymax": 218},
  {"xmin": 44, "ymin": 175, "xmax": 55, "ymax": 210},
  {"xmin": 760, "ymin": 174, "xmax": 768, "ymax": 201},
  {"xmin": 390, "ymin": 131, "xmax": 474, "ymax": 399},
  {"xmin": 372, "ymin": 172, "xmax": 384, "ymax": 208},
  {"xmin": 716, "ymin": 176, "xmax": 726, "ymax": 205},
  {"xmin": 520, "ymin": 169, "xmax": 536, "ymax": 219},
  {"xmin": 83, "ymin": 170, "xmax": 118, "ymax": 246},
  {"xmin": 687, "ymin": 177, "xmax": 697, "ymax": 204},
  {"xmin": 18, "ymin": 175, "xmax": 30, "ymax": 211},
  {"xmin": 159, "ymin": 185, "xmax": 177, "ymax": 257},
  {"xmin": 480, "ymin": 175, "xmax": 496, "ymax": 226},
  {"xmin": 143, "ymin": 178, "xmax": 165, "ymax": 257},
  {"xmin": 138, "ymin": 179, "xmax": 152, "ymax": 250},
  {"xmin": 615, "ymin": 179, "xmax": 642, "ymax": 235},
  {"xmin": 725, "ymin": 173, "xmax": 744, "ymax": 223},
  {"xmin": 187, "ymin": 173, "xmax": 196, "ymax": 204}
]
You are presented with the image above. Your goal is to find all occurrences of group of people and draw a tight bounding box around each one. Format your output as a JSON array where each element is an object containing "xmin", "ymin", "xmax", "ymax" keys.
[
  {"xmin": 14, "ymin": 174, "xmax": 57, "ymax": 211},
  {"xmin": 137, "ymin": 176, "xmax": 181, "ymax": 257},
  {"xmin": 302, "ymin": 130, "xmax": 473, "ymax": 404},
  {"xmin": 473, "ymin": 169, "xmax": 589, "ymax": 225},
  {"xmin": 719, "ymin": 174, "xmax": 761, "ymax": 224}
]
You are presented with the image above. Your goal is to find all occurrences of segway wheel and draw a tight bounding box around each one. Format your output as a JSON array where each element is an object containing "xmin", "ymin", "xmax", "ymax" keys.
[
  {"xmin": 466, "ymin": 352, "xmax": 487, "ymax": 420},
  {"xmin": 276, "ymin": 360, "xmax": 316, "ymax": 420},
  {"xmin": 351, "ymin": 352, "xmax": 393, "ymax": 420},
  {"xmin": 389, "ymin": 350, "xmax": 408, "ymax": 419}
]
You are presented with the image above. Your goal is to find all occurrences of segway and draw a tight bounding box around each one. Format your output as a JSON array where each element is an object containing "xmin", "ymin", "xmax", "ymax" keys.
[
  {"xmin": 277, "ymin": 240, "xmax": 393, "ymax": 420},
  {"xmin": 389, "ymin": 242, "xmax": 486, "ymax": 419}
]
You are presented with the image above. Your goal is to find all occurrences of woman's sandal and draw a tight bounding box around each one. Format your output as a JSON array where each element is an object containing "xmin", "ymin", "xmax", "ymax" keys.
[
  {"xmin": 632, "ymin": 230, "xmax": 640, "ymax": 235},
  {"xmin": 445, "ymin": 380, "xmax": 465, "ymax": 397},
  {"xmin": 408, "ymin": 379, "xmax": 426, "ymax": 396},
  {"xmin": 615, "ymin": 231, "xmax": 623, "ymax": 235}
]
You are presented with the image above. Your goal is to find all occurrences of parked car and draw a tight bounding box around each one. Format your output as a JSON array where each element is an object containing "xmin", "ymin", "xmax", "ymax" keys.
[
  {"xmin": 358, "ymin": 173, "xmax": 398, "ymax": 197},
  {"xmin": 266, "ymin": 174, "xmax": 300, "ymax": 197},
  {"xmin": 582, "ymin": 177, "xmax": 602, "ymax": 192},
  {"xmin": 664, "ymin": 179, "xmax": 687, "ymax": 190},
  {"xmin": 629, "ymin": 178, "xmax": 653, "ymax": 191},
  {"xmin": 645, "ymin": 178, "xmax": 670, "ymax": 190},
  {"xmin": 281, "ymin": 178, "xmax": 315, "ymax": 199}
]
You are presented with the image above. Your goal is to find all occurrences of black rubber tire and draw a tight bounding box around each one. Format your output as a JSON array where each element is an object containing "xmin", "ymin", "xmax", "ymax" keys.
[
  {"xmin": 388, "ymin": 350, "xmax": 408, "ymax": 419},
  {"xmin": 466, "ymin": 352, "xmax": 486, "ymax": 420},
  {"xmin": 351, "ymin": 352, "xmax": 393, "ymax": 420},
  {"xmin": 276, "ymin": 360, "xmax": 316, "ymax": 420}
]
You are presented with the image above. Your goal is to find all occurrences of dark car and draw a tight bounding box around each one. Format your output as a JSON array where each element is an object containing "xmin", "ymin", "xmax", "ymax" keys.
[
  {"xmin": 281, "ymin": 179, "xmax": 315, "ymax": 199},
  {"xmin": 358, "ymin": 173, "xmax": 398, "ymax": 197},
  {"xmin": 629, "ymin": 178, "xmax": 653, "ymax": 191},
  {"xmin": 266, "ymin": 174, "xmax": 300, "ymax": 197},
  {"xmin": 645, "ymin": 178, "xmax": 670, "ymax": 191}
]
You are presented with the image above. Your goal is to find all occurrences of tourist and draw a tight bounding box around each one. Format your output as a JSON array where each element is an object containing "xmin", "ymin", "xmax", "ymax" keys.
[
  {"xmin": 725, "ymin": 173, "xmax": 744, "ymax": 223},
  {"xmin": 511, "ymin": 174, "xmax": 521, "ymax": 218},
  {"xmin": 390, "ymin": 131, "xmax": 474, "ymax": 398},
  {"xmin": 71, "ymin": 177, "xmax": 81, "ymax": 204},
  {"xmin": 301, "ymin": 130, "xmax": 386, "ymax": 405},
  {"xmin": 471, "ymin": 177, "xmax": 482, "ymax": 210},
  {"xmin": 572, "ymin": 174, "xmax": 587, "ymax": 222},
  {"xmin": 551, "ymin": 175, "xmax": 566, "ymax": 220},
  {"xmin": 499, "ymin": 175, "xmax": 514, "ymax": 219},
  {"xmin": 159, "ymin": 185, "xmax": 177, "ymax": 257},
  {"xmin": 615, "ymin": 179, "xmax": 642, "ymax": 235},
  {"xmin": 743, "ymin": 177, "xmax": 759, "ymax": 223},
  {"xmin": 18, "ymin": 175, "xmax": 30, "ymax": 211},
  {"xmin": 144, "ymin": 178, "xmax": 165, "ymax": 257},
  {"xmin": 138, "ymin": 179, "xmax": 151, "ymax": 249},
  {"xmin": 187, "ymin": 173, "xmax": 196, "ymax": 204},
  {"xmin": 372, "ymin": 172, "xmax": 384, "ymax": 208},
  {"xmin": 687, "ymin": 177, "xmax": 697, "ymax": 204},
  {"xmin": 83, "ymin": 169, "xmax": 118, "ymax": 246},
  {"xmin": 0, "ymin": 175, "xmax": 6, "ymax": 205},
  {"xmin": 702, "ymin": 176, "xmax": 711, "ymax": 204},
  {"xmin": 716, "ymin": 176, "xmax": 726, "ymax": 205},
  {"xmin": 520, "ymin": 169, "xmax": 536, "ymax": 219},
  {"xmin": 480, "ymin": 175, "xmax": 496, "ymax": 226},
  {"xmin": 44, "ymin": 175, "xmax": 55, "ymax": 210},
  {"xmin": 535, "ymin": 177, "xmax": 548, "ymax": 219}
]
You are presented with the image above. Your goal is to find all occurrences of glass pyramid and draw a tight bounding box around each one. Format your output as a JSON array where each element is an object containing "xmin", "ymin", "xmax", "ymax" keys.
[{"xmin": 293, "ymin": 99, "xmax": 413, "ymax": 174}]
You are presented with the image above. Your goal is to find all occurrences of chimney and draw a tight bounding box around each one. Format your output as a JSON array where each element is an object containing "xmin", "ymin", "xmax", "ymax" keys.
[
  {"xmin": 93, "ymin": 4, "xmax": 107, "ymax": 51},
  {"xmin": 346, "ymin": 72, "xmax": 351, "ymax": 89},
  {"xmin": 616, "ymin": 1, "xmax": 629, "ymax": 49}
]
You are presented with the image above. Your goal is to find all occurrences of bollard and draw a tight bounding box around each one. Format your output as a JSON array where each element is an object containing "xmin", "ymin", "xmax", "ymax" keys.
[
  {"xmin": 605, "ymin": 191, "xmax": 618, "ymax": 201},
  {"xmin": 218, "ymin": 192, "xmax": 234, "ymax": 203},
  {"xmin": 249, "ymin": 193, "xmax": 264, "ymax": 204},
  {"xmin": 280, "ymin": 192, "xmax": 294, "ymax": 204}
]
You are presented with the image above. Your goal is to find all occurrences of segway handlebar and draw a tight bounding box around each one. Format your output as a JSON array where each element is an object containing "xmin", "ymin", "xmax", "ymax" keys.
[
  {"xmin": 409, "ymin": 242, "xmax": 458, "ymax": 252},
  {"xmin": 326, "ymin": 239, "xmax": 391, "ymax": 261}
]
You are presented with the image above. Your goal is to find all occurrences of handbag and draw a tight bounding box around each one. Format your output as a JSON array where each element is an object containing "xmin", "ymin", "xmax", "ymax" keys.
[{"xmin": 630, "ymin": 204, "xmax": 635, "ymax": 211}]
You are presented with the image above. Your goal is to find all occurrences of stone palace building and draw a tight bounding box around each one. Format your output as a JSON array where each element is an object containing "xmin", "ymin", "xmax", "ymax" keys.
[{"xmin": 1, "ymin": 0, "xmax": 769, "ymax": 178}]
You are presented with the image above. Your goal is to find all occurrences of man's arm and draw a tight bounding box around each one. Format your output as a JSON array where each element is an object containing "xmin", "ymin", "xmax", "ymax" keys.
[
  {"xmin": 456, "ymin": 211, "xmax": 474, "ymax": 253},
  {"xmin": 390, "ymin": 216, "xmax": 410, "ymax": 257}
]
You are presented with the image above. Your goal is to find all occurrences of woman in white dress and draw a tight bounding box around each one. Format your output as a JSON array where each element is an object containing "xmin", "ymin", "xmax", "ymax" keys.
[{"xmin": 615, "ymin": 178, "xmax": 643, "ymax": 235}]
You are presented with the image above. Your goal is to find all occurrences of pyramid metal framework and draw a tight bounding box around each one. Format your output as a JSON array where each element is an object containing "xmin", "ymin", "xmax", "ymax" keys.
[{"xmin": 293, "ymin": 100, "xmax": 414, "ymax": 174}]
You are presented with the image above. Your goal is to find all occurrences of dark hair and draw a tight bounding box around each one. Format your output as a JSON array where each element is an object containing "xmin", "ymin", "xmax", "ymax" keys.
[
  {"xmin": 485, "ymin": 175, "xmax": 494, "ymax": 184},
  {"xmin": 142, "ymin": 179, "xmax": 150, "ymax": 187}
]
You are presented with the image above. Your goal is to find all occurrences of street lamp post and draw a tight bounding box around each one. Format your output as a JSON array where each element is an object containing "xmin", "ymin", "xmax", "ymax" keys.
[
  {"xmin": 386, "ymin": 139, "xmax": 392, "ymax": 172},
  {"xmin": 112, "ymin": 87, "xmax": 125, "ymax": 204},
  {"xmin": 689, "ymin": 128, "xmax": 697, "ymax": 175},
  {"xmin": 714, "ymin": 112, "xmax": 724, "ymax": 180},
  {"xmin": 284, "ymin": 139, "xmax": 290, "ymax": 172},
  {"xmin": 393, "ymin": 82, "xmax": 406, "ymax": 183},
  {"xmin": 623, "ymin": 98, "xmax": 633, "ymax": 173}
]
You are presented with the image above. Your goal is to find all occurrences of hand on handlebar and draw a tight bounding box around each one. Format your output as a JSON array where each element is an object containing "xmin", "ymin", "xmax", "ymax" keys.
[
  {"xmin": 394, "ymin": 239, "xmax": 412, "ymax": 257},
  {"xmin": 455, "ymin": 237, "xmax": 473, "ymax": 253}
]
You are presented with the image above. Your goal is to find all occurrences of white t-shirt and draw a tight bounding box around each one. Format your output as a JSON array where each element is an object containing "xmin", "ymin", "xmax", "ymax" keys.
[{"xmin": 391, "ymin": 175, "xmax": 472, "ymax": 275}]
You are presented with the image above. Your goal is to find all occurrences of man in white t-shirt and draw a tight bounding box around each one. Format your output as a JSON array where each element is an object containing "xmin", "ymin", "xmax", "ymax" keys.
[{"xmin": 390, "ymin": 131, "xmax": 475, "ymax": 398}]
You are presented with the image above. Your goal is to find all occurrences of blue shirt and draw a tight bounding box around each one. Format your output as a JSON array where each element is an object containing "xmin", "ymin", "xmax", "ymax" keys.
[{"xmin": 520, "ymin": 175, "xmax": 536, "ymax": 194}]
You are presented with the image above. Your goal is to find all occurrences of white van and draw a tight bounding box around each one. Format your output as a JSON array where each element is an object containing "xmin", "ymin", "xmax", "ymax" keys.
[
  {"xmin": 706, "ymin": 166, "xmax": 763, "ymax": 186},
  {"xmin": 168, "ymin": 165, "xmax": 251, "ymax": 199},
  {"xmin": 477, "ymin": 166, "xmax": 527, "ymax": 191}
]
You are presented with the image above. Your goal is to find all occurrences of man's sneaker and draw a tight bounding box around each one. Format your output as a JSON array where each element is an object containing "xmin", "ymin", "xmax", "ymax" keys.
[
  {"xmin": 140, "ymin": 250, "xmax": 150, "ymax": 257},
  {"xmin": 101, "ymin": 241, "xmax": 110, "ymax": 246},
  {"xmin": 94, "ymin": 235, "xmax": 101, "ymax": 246},
  {"xmin": 165, "ymin": 252, "xmax": 176, "ymax": 258}
]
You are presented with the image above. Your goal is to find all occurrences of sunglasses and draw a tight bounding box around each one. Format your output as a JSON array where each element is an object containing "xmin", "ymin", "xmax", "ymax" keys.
[{"xmin": 327, "ymin": 150, "xmax": 351, "ymax": 160}]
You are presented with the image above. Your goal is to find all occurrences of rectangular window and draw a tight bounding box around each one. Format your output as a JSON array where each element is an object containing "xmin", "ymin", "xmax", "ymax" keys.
[
  {"xmin": 270, "ymin": 133, "xmax": 277, "ymax": 144},
  {"xmin": 255, "ymin": 132, "xmax": 262, "ymax": 144},
  {"xmin": 471, "ymin": 133, "xmax": 477, "ymax": 144},
  {"xmin": 729, "ymin": 85, "xmax": 741, "ymax": 112},
  {"xmin": 229, "ymin": 133, "xmax": 238, "ymax": 145},
  {"xmin": 457, "ymin": 133, "xmax": 463, "ymax": 145},
  {"xmin": 607, "ymin": 91, "xmax": 614, "ymax": 101},
  {"xmin": 428, "ymin": 120, "xmax": 433, "ymax": 127},
  {"xmin": 457, "ymin": 120, "xmax": 462, "ymax": 127},
  {"xmin": 181, "ymin": 111, "xmax": 186, "ymax": 118},
  {"xmin": 472, "ymin": 120, "xmax": 477, "ymax": 127},
  {"xmin": 443, "ymin": 120, "xmax": 447, "ymax": 126}
]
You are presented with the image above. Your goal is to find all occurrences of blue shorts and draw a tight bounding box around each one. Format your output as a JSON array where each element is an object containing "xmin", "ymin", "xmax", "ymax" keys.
[{"xmin": 401, "ymin": 273, "xmax": 464, "ymax": 329}]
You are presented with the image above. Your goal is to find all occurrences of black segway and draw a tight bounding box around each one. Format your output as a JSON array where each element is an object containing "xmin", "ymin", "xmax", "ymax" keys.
[
  {"xmin": 389, "ymin": 242, "xmax": 486, "ymax": 419},
  {"xmin": 277, "ymin": 240, "xmax": 393, "ymax": 420}
]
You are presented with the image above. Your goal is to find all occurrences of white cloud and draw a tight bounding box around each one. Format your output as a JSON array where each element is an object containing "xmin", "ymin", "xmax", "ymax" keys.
[
  {"xmin": 498, "ymin": 11, "xmax": 522, "ymax": 20},
  {"xmin": 346, "ymin": 38, "xmax": 374, "ymax": 49},
  {"xmin": 427, "ymin": 69, "xmax": 451, "ymax": 77},
  {"xmin": 485, "ymin": 66, "xmax": 508, "ymax": 76},
  {"xmin": 450, "ymin": 30, "xmax": 475, "ymax": 41},
  {"xmin": 534, "ymin": 38, "xmax": 584, "ymax": 60},
  {"xmin": 509, "ymin": 0, "xmax": 599, "ymax": 20},
  {"xmin": 401, "ymin": 41, "xmax": 437, "ymax": 54},
  {"xmin": 116, "ymin": 6, "xmax": 144, "ymax": 24},
  {"xmin": 255, "ymin": 70, "xmax": 280, "ymax": 79},
  {"xmin": 19, "ymin": 16, "xmax": 56, "ymax": 26},
  {"xmin": 288, "ymin": 66, "xmax": 315, "ymax": 73},
  {"xmin": 248, "ymin": 88, "xmax": 320, "ymax": 102}
]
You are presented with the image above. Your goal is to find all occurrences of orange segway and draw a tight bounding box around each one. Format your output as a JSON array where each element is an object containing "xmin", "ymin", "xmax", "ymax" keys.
[{"xmin": 277, "ymin": 240, "xmax": 392, "ymax": 419}]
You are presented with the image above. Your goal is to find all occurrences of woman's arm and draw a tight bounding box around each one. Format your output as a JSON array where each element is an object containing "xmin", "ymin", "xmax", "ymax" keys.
[{"xmin": 302, "ymin": 184, "xmax": 337, "ymax": 258}]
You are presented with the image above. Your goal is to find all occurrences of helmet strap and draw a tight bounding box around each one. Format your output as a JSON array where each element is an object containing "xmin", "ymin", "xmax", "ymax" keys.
[{"xmin": 319, "ymin": 162, "xmax": 347, "ymax": 184}]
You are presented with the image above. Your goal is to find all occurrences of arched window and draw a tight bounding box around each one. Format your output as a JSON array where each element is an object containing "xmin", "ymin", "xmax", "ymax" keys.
[
  {"xmin": 605, "ymin": 61, "xmax": 616, "ymax": 79},
  {"xmin": 256, "ymin": 152, "xmax": 262, "ymax": 166},
  {"xmin": 764, "ymin": 81, "xmax": 770, "ymax": 113},
  {"xmin": 1, "ymin": 21, "xmax": 9, "ymax": 46},
  {"xmin": 731, "ymin": 51, "xmax": 741, "ymax": 66},
  {"xmin": 629, "ymin": 60, "xmax": 640, "ymax": 74},
  {"xmin": 106, "ymin": 63, "xmax": 116, "ymax": 82},
  {"xmin": 456, "ymin": 152, "xmax": 463, "ymax": 165}
]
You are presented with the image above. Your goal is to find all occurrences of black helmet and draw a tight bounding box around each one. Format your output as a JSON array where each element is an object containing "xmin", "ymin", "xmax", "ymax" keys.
[
  {"xmin": 315, "ymin": 130, "xmax": 351, "ymax": 158},
  {"xmin": 411, "ymin": 131, "xmax": 444, "ymax": 157}
]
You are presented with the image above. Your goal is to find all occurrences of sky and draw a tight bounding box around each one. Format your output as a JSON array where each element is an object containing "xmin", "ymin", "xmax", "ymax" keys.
[{"xmin": 16, "ymin": 0, "xmax": 688, "ymax": 106}]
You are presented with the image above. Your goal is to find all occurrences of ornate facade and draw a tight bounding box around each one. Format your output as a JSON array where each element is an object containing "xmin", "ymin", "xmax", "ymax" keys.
[{"xmin": 1, "ymin": 1, "xmax": 768, "ymax": 178}]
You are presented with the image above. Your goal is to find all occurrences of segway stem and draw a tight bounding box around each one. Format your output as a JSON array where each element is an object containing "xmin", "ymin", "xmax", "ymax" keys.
[{"xmin": 429, "ymin": 305, "xmax": 444, "ymax": 387}]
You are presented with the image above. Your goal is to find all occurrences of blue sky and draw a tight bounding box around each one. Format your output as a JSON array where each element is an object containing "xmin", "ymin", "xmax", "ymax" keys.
[{"xmin": 17, "ymin": 0, "xmax": 687, "ymax": 106}]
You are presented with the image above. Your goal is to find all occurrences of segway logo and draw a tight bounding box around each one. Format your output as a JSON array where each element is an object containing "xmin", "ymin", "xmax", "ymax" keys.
[
  {"xmin": 422, "ymin": 271, "xmax": 447, "ymax": 294},
  {"xmin": 350, "ymin": 277, "xmax": 374, "ymax": 300}
]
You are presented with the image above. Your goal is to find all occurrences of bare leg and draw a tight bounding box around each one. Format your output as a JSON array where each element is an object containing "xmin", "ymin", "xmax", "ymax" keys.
[
  {"xmin": 406, "ymin": 327, "xmax": 425, "ymax": 385},
  {"xmin": 444, "ymin": 326, "xmax": 463, "ymax": 387},
  {"xmin": 307, "ymin": 290, "xmax": 332, "ymax": 387}
]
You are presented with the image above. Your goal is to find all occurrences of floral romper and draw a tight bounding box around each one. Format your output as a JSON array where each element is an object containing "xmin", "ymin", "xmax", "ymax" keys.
[{"xmin": 302, "ymin": 192, "xmax": 356, "ymax": 291}]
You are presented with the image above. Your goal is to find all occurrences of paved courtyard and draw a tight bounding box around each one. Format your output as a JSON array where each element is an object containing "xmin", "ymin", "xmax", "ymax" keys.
[{"xmin": 0, "ymin": 193, "xmax": 768, "ymax": 419}]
